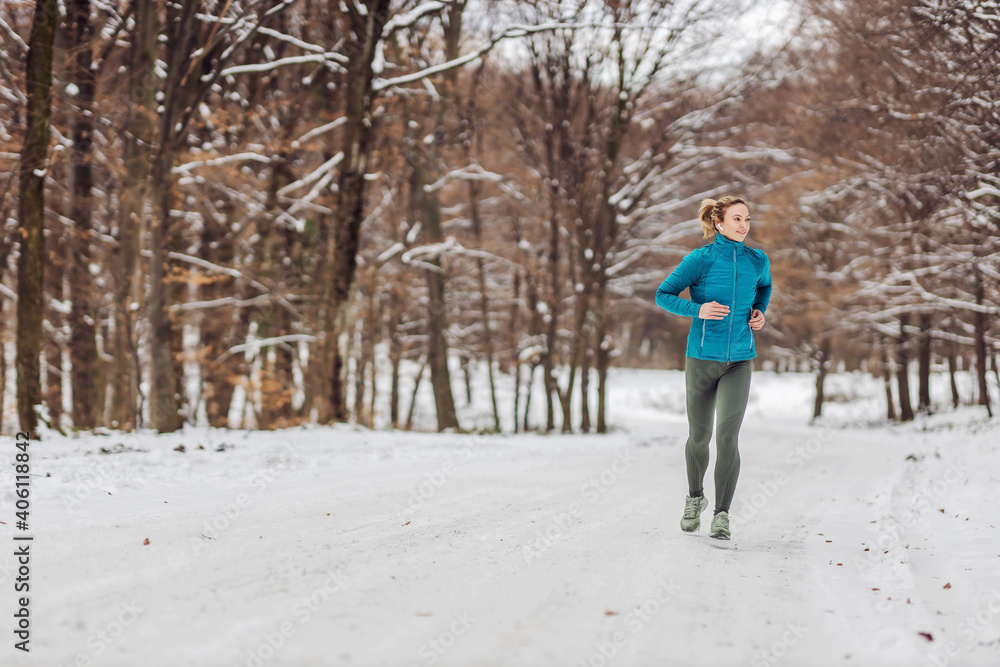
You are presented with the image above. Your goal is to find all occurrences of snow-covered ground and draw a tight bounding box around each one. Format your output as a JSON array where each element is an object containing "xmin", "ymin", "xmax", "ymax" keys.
[{"xmin": 2, "ymin": 366, "xmax": 999, "ymax": 667}]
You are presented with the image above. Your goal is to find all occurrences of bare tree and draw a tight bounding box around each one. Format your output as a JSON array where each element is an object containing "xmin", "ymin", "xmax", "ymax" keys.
[
  {"xmin": 16, "ymin": 0, "xmax": 58, "ymax": 435},
  {"xmin": 66, "ymin": 0, "xmax": 99, "ymax": 428}
]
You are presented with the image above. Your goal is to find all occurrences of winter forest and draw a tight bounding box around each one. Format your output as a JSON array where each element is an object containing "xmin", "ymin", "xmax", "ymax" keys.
[
  {"xmin": 0, "ymin": 0, "xmax": 995, "ymax": 437},
  {"xmin": 3, "ymin": 1, "xmax": 1000, "ymax": 666}
]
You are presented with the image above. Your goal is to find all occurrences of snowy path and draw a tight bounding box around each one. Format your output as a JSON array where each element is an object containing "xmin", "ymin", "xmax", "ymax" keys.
[{"xmin": 2, "ymin": 370, "xmax": 999, "ymax": 667}]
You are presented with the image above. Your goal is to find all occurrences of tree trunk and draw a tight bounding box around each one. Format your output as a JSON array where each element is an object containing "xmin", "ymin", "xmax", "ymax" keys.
[
  {"xmin": 462, "ymin": 354, "xmax": 474, "ymax": 406},
  {"xmin": 511, "ymin": 270, "xmax": 522, "ymax": 434},
  {"xmin": 947, "ymin": 339, "xmax": 959, "ymax": 409},
  {"xmin": 16, "ymin": 0, "xmax": 58, "ymax": 436},
  {"xmin": 407, "ymin": 151, "xmax": 460, "ymax": 431},
  {"xmin": 67, "ymin": 0, "xmax": 99, "ymax": 429},
  {"xmin": 259, "ymin": 313, "xmax": 295, "ymax": 430},
  {"xmin": 595, "ymin": 309, "xmax": 611, "ymax": 435},
  {"xmin": 388, "ymin": 290, "xmax": 402, "ymax": 429},
  {"xmin": 405, "ymin": 1, "xmax": 466, "ymax": 432},
  {"xmin": 0, "ymin": 226, "xmax": 14, "ymax": 420},
  {"xmin": 991, "ymin": 353, "xmax": 1000, "ymax": 406},
  {"xmin": 813, "ymin": 339, "xmax": 830, "ymax": 420},
  {"xmin": 351, "ymin": 284, "xmax": 375, "ymax": 428},
  {"xmin": 578, "ymin": 280, "xmax": 595, "ymax": 433},
  {"xmin": 973, "ymin": 267, "xmax": 992, "ymax": 416},
  {"xmin": 147, "ymin": 143, "xmax": 183, "ymax": 432},
  {"xmin": 916, "ymin": 313, "xmax": 932, "ymax": 415},
  {"xmin": 255, "ymin": 190, "xmax": 295, "ymax": 430},
  {"xmin": 0, "ymin": 311, "xmax": 6, "ymax": 428},
  {"xmin": 577, "ymin": 52, "xmax": 629, "ymax": 433},
  {"xmin": 470, "ymin": 192, "xmax": 500, "ymax": 430},
  {"xmin": 353, "ymin": 345, "xmax": 367, "ymax": 426},
  {"xmin": 523, "ymin": 263, "xmax": 543, "ymax": 434},
  {"xmin": 366, "ymin": 303, "xmax": 377, "ymax": 430},
  {"xmin": 580, "ymin": 336, "xmax": 592, "ymax": 433},
  {"xmin": 512, "ymin": 359, "xmax": 522, "ymax": 434},
  {"xmin": 523, "ymin": 362, "xmax": 536, "ymax": 433},
  {"xmin": 405, "ymin": 357, "xmax": 426, "ymax": 431},
  {"xmin": 896, "ymin": 315, "xmax": 914, "ymax": 422},
  {"xmin": 45, "ymin": 214, "xmax": 64, "ymax": 430},
  {"xmin": 880, "ymin": 337, "xmax": 896, "ymax": 421},
  {"xmin": 204, "ymin": 306, "xmax": 250, "ymax": 428},
  {"xmin": 111, "ymin": 0, "xmax": 157, "ymax": 431},
  {"xmin": 543, "ymin": 204, "xmax": 559, "ymax": 432},
  {"xmin": 199, "ymin": 192, "xmax": 239, "ymax": 428},
  {"xmin": 148, "ymin": 0, "xmax": 201, "ymax": 433},
  {"xmin": 43, "ymin": 36, "xmax": 68, "ymax": 430},
  {"xmin": 323, "ymin": 0, "xmax": 393, "ymax": 425}
]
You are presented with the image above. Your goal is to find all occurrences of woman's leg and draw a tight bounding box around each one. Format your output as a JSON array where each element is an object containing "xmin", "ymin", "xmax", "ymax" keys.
[
  {"xmin": 684, "ymin": 357, "xmax": 721, "ymax": 496},
  {"xmin": 713, "ymin": 360, "xmax": 753, "ymax": 512}
]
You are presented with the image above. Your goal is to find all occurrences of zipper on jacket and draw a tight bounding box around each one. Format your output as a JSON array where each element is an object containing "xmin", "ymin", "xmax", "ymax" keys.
[
  {"xmin": 727, "ymin": 247, "xmax": 736, "ymax": 362},
  {"xmin": 701, "ymin": 319, "xmax": 706, "ymax": 349}
]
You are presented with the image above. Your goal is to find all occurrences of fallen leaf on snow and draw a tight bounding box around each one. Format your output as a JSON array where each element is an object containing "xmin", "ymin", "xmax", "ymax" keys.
[
  {"xmin": 918, "ymin": 632, "xmax": 933, "ymax": 642},
  {"xmin": 143, "ymin": 538, "xmax": 150, "ymax": 545},
  {"xmin": 943, "ymin": 583, "xmax": 951, "ymax": 589}
]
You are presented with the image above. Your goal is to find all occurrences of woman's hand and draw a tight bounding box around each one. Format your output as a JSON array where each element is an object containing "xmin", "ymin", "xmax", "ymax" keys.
[
  {"xmin": 748, "ymin": 309, "xmax": 766, "ymax": 330},
  {"xmin": 698, "ymin": 301, "xmax": 730, "ymax": 320}
]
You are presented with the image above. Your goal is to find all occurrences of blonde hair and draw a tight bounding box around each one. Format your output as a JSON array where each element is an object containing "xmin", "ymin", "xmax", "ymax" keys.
[{"xmin": 698, "ymin": 195, "xmax": 748, "ymax": 239}]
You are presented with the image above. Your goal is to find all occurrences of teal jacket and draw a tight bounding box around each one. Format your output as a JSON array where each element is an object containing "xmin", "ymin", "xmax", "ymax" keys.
[{"xmin": 655, "ymin": 233, "xmax": 772, "ymax": 362}]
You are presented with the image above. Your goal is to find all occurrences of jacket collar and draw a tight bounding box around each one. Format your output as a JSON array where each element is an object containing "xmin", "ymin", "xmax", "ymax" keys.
[{"xmin": 713, "ymin": 232, "xmax": 744, "ymax": 251}]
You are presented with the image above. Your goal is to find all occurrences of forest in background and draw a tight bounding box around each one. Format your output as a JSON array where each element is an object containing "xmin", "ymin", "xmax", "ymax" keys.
[{"xmin": 0, "ymin": 0, "xmax": 997, "ymax": 436}]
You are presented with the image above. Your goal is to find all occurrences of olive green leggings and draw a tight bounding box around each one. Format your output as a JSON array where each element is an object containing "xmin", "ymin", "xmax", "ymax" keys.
[{"xmin": 684, "ymin": 357, "xmax": 752, "ymax": 513}]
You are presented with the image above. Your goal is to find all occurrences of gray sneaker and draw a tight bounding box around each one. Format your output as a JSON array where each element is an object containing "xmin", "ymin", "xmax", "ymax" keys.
[
  {"xmin": 709, "ymin": 511, "xmax": 731, "ymax": 540},
  {"xmin": 680, "ymin": 495, "xmax": 708, "ymax": 532}
]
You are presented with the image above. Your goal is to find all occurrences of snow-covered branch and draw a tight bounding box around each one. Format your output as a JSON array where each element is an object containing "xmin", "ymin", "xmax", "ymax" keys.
[
  {"xmin": 173, "ymin": 152, "xmax": 273, "ymax": 174},
  {"xmin": 214, "ymin": 333, "xmax": 317, "ymax": 364}
]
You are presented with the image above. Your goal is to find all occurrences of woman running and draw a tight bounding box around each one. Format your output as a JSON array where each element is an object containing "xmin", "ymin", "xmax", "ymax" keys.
[{"xmin": 654, "ymin": 195, "xmax": 772, "ymax": 540}]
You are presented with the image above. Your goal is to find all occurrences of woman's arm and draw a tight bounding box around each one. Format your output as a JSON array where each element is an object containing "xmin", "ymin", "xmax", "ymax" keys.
[
  {"xmin": 751, "ymin": 253, "xmax": 773, "ymax": 315},
  {"xmin": 655, "ymin": 251, "xmax": 703, "ymax": 318}
]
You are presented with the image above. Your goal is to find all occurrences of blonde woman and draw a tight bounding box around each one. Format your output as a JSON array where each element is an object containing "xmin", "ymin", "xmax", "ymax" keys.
[{"xmin": 654, "ymin": 196, "xmax": 772, "ymax": 540}]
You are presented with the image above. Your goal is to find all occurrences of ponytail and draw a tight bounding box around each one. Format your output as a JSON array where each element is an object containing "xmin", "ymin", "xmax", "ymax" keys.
[
  {"xmin": 698, "ymin": 195, "xmax": 749, "ymax": 239},
  {"xmin": 698, "ymin": 199, "xmax": 717, "ymax": 239}
]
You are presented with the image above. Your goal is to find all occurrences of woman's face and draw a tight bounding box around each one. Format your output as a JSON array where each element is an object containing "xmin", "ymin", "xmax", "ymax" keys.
[{"xmin": 718, "ymin": 203, "xmax": 750, "ymax": 242}]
